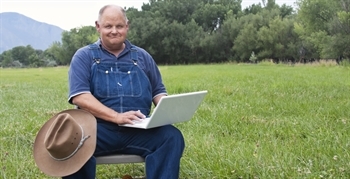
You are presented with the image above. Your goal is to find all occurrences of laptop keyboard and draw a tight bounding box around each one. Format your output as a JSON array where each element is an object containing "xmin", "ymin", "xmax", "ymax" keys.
[{"xmin": 133, "ymin": 118, "xmax": 150, "ymax": 124}]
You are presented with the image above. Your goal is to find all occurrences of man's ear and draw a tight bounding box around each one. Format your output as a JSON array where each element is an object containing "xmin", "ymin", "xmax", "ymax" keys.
[{"xmin": 95, "ymin": 21, "xmax": 100, "ymax": 30}]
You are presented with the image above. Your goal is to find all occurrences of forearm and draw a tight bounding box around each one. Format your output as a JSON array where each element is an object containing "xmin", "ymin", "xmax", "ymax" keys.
[
  {"xmin": 72, "ymin": 93, "xmax": 118, "ymax": 123},
  {"xmin": 153, "ymin": 94, "xmax": 166, "ymax": 106}
]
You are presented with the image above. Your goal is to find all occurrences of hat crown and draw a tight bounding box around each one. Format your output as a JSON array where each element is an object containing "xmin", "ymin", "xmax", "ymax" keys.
[
  {"xmin": 33, "ymin": 109, "xmax": 96, "ymax": 177},
  {"xmin": 44, "ymin": 113, "xmax": 82, "ymax": 160}
]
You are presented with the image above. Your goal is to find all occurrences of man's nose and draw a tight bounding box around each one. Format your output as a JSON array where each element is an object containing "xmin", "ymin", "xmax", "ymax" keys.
[{"xmin": 111, "ymin": 27, "xmax": 118, "ymax": 34}]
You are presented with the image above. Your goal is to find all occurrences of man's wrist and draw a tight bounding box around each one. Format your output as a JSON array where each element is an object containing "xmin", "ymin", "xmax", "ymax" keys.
[{"xmin": 113, "ymin": 112, "xmax": 120, "ymax": 124}]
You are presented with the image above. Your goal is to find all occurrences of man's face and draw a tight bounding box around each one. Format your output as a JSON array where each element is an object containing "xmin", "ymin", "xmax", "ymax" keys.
[{"xmin": 95, "ymin": 8, "xmax": 129, "ymax": 49}]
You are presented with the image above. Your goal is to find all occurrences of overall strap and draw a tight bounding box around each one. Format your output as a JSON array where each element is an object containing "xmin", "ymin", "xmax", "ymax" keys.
[
  {"xmin": 88, "ymin": 43, "xmax": 101, "ymax": 94},
  {"xmin": 130, "ymin": 45, "xmax": 138, "ymax": 62},
  {"xmin": 88, "ymin": 43, "xmax": 101, "ymax": 63}
]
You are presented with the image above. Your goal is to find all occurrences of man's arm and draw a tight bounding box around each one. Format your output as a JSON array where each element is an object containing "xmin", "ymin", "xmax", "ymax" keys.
[
  {"xmin": 153, "ymin": 94, "xmax": 166, "ymax": 106},
  {"xmin": 72, "ymin": 93, "xmax": 145, "ymax": 125}
]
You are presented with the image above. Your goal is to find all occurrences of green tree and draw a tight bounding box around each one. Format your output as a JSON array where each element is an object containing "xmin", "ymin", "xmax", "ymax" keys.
[
  {"xmin": 257, "ymin": 16, "xmax": 299, "ymax": 62},
  {"xmin": 192, "ymin": 3, "xmax": 228, "ymax": 32},
  {"xmin": 249, "ymin": 51, "xmax": 257, "ymax": 63},
  {"xmin": 0, "ymin": 51, "xmax": 14, "ymax": 67},
  {"xmin": 28, "ymin": 53, "xmax": 41, "ymax": 67},
  {"xmin": 265, "ymin": 0, "xmax": 278, "ymax": 10},
  {"xmin": 296, "ymin": 0, "xmax": 350, "ymax": 59},
  {"xmin": 10, "ymin": 45, "xmax": 36, "ymax": 66},
  {"xmin": 233, "ymin": 23, "xmax": 259, "ymax": 61},
  {"xmin": 231, "ymin": 9, "xmax": 280, "ymax": 61},
  {"xmin": 58, "ymin": 26, "xmax": 99, "ymax": 65},
  {"xmin": 242, "ymin": 3, "xmax": 263, "ymax": 15},
  {"xmin": 45, "ymin": 42, "xmax": 67, "ymax": 65},
  {"xmin": 128, "ymin": 11, "xmax": 169, "ymax": 63}
]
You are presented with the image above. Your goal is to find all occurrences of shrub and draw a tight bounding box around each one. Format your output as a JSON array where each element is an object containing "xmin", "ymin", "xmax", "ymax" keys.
[
  {"xmin": 46, "ymin": 60, "xmax": 58, "ymax": 67},
  {"xmin": 11, "ymin": 60, "xmax": 23, "ymax": 68},
  {"xmin": 339, "ymin": 59, "xmax": 350, "ymax": 67}
]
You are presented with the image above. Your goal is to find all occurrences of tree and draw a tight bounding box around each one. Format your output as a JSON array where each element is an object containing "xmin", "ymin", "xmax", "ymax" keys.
[
  {"xmin": 230, "ymin": 8, "xmax": 281, "ymax": 62},
  {"xmin": 0, "ymin": 51, "xmax": 13, "ymax": 67},
  {"xmin": 242, "ymin": 3, "xmax": 263, "ymax": 15},
  {"xmin": 297, "ymin": 0, "xmax": 336, "ymax": 33},
  {"xmin": 10, "ymin": 45, "xmax": 36, "ymax": 66},
  {"xmin": 265, "ymin": 0, "xmax": 278, "ymax": 10},
  {"xmin": 257, "ymin": 16, "xmax": 299, "ymax": 62},
  {"xmin": 193, "ymin": 3, "xmax": 228, "ymax": 32},
  {"xmin": 28, "ymin": 53, "xmax": 41, "ymax": 67},
  {"xmin": 296, "ymin": 0, "xmax": 350, "ymax": 59},
  {"xmin": 249, "ymin": 51, "xmax": 257, "ymax": 63},
  {"xmin": 57, "ymin": 26, "xmax": 99, "ymax": 65},
  {"xmin": 44, "ymin": 42, "xmax": 65, "ymax": 65}
]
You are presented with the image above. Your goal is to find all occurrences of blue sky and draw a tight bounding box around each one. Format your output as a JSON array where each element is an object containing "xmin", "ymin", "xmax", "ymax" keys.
[{"xmin": 0, "ymin": 0, "xmax": 297, "ymax": 30}]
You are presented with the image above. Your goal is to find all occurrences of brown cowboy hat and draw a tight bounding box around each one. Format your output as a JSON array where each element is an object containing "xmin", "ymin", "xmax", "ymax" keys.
[{"xmin": 33, "ymin": 109, "xmax": 96, "ymax": 177}]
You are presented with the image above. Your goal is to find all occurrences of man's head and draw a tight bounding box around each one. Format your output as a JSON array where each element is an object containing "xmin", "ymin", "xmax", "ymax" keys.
[{"xmin": 95, "ymin": 5, "xmax": 129, "ymax": 51}]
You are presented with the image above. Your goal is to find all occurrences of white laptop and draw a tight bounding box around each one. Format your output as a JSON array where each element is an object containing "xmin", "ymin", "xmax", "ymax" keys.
[{"xmin": 121, "ymin": 90, "xmax": 208, "ymax": 129}]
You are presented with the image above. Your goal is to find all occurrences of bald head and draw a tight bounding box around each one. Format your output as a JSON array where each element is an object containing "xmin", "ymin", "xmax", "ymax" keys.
[
  {"xmin": 98, "ymin": 5, "xmax": 128, "ymax": 23},
  {"xmin": 95, "ymin": 4, "xmax": 129, "ymax": 53}
]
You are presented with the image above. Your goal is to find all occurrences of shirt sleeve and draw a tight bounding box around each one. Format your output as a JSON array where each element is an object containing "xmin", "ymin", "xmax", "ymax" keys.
[
  {"xmin": 67, "ymin": 47, "xmax": 92, "ymax": 104},
  {"xmin": 138, "ymin": 48, "xmax": 167, "ymax": 98}
]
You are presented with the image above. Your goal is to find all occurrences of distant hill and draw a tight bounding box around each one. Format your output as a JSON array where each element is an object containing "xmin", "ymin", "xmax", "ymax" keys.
[{"xmin": 0, "ymin": 12, "xmax": 64, "ymax": 53}]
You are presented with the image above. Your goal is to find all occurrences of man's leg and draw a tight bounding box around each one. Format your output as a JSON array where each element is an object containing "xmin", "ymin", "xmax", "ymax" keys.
[
  {"xmin": 94, "ymin": 123, "xmax": 185, "ymax": 179},
  {"xmin": 142, "ymin": 125, "xmax": 185, "ymax": 179},
  {"xmin": 62, "ymin": 157, "xmax": 96, "ymax": 179}
]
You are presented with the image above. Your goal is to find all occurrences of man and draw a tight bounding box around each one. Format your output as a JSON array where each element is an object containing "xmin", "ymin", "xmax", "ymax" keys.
[{"xmin": 65, "ymin": 4, "xmax": 185, "ymax": 179}]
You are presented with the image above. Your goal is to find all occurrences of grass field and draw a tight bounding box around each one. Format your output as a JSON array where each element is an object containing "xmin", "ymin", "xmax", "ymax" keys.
[{"xmin": 1, "ymin": 63, "xmax": 350, "ymax": 179}]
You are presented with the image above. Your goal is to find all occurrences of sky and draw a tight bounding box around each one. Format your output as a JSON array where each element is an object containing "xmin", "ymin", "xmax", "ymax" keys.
[{"xmin": 0, "ymin": 0, "xmax": 297, "ymax": 30}]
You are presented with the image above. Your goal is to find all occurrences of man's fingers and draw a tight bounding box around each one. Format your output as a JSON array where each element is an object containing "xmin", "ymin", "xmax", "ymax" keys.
[
  {"xmin": 118, "ymin": 110, "xmax": 145, "ymax": 124},
  {"xmin": 135, "ymin": 110, "xmax": 146, "ymax": 119}
]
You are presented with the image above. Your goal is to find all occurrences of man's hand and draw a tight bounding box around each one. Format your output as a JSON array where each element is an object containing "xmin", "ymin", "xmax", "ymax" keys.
[
  {"xmin": 114, "ymin": 110, "xmax": 146, "ymax": 125},
  {"xmin": 72, "ymin": 93, "xmax": 146, "ymax": 125}
]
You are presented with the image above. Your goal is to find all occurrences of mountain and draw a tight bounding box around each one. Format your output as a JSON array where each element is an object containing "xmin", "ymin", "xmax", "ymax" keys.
[{"xmin": 0, "ymin": 12, "xmax": 64, "ymax": 53}]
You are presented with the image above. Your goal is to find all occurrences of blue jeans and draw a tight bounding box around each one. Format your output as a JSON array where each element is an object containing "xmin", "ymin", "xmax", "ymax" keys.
[{"xmin": 63, "ymin": 123, "xmax": 185, "ymax": 179}]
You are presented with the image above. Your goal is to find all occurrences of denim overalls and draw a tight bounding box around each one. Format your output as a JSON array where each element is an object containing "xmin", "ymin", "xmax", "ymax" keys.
[
  {"xmin": 89, "ymin": 43, "xmax": 152, "ymax": 119},
  {"xmin": 63, "ymin": 43, "xmax": 185, "ymax": 179}
]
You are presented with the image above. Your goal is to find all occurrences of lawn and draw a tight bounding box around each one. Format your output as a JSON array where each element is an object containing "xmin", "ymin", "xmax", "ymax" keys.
[{"xmin": 1, "ymin": 63, "xmax": 350, "ymax": 178}]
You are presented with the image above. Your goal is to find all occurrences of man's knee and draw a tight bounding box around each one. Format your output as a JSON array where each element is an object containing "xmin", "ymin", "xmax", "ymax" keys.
[{"xmin": 161, "ymin": 125, "xmax": 185, "ymax": 150}]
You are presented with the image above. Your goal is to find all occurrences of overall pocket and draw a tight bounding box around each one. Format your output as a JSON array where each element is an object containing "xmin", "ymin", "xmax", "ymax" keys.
[{"xmin": 93, "ymin": 63, "xmax": 142, "ymax": 98}]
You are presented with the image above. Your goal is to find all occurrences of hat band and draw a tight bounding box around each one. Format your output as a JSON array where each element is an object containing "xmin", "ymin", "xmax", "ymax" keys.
[{"xmin": 49, "ymin": 125, "xmax": 90, "ymax": 161}]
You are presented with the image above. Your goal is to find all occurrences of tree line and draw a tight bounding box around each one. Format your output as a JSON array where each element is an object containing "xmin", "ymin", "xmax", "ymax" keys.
[{"xmin": 1, "ymin": 0, "xmax": 349, "ymax": 68}]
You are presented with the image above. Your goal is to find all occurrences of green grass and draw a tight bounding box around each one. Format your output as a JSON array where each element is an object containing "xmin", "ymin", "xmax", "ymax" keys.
[{"xmin": 1, "ymin": 64, "xmax": 350, "ymax": 178}]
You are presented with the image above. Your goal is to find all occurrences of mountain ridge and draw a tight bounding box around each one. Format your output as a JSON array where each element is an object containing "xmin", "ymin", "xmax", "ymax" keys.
[{"xmin": 0, "ymin": 12, "xmax": 64, "ymax": 53}]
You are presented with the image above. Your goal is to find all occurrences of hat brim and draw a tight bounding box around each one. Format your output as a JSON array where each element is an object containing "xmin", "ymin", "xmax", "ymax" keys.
[{"xmin": 33, "ymin": 109, "xmax": 96, "ymax": 177}]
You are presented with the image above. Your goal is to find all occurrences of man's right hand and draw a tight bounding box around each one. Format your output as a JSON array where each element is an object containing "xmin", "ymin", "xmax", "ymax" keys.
[
  {"xmin": 72, "ymin": 93, "xmax": 146, "ymax": 125},
  {"xmin": 114, "ymin": 110, "xmax": 146, "ymax": 125}
]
